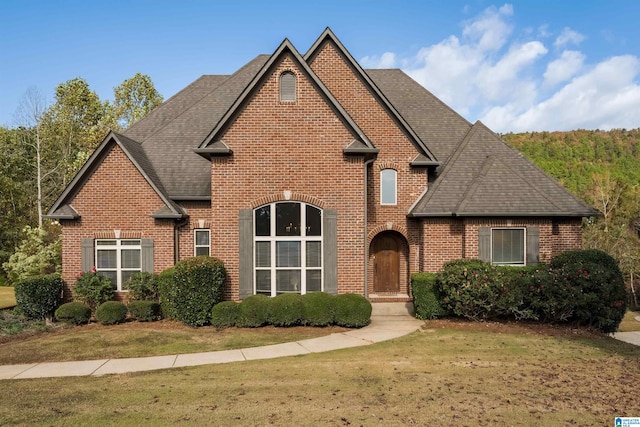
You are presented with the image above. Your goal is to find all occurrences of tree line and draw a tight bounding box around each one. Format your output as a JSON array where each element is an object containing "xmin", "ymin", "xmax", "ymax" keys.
[
  {"xmin": 503, "ymin": 129, "xmax": 640, "ymax": 305},
  {"xmin": 0, "ymin": 74, "xmax": 163, "ymax": 284}
]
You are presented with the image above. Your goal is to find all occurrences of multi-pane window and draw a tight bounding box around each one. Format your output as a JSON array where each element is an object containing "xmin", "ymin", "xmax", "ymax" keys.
[
  {"xmin": 254, "ymin": 202, "xmax": 322, "ymax": 296},
  {"xmin": 194, "ymin": 229, "xmax": 211, "ymax": 256},
  {"xmin": 95, "ymin": 239, "xmax": 141, "ymax": 291},
  {"xmin": 380, "ymin": 169, "xmax": 397, "ymax": 205},
  {"xmin": 492, "ymin": 228, "xmax": 525, "ymax": 265}
]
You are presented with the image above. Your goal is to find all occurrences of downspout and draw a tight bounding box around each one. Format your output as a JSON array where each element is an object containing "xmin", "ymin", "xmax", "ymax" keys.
[
  {"xmin": 363, "ymin": 158, "xmax": 376, "ymax": 299},
  {"xmin": 174, "ymin": 217, "xmax": 189, "ymax": 264}
]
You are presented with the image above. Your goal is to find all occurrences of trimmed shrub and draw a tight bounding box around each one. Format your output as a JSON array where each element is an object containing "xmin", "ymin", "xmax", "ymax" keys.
[
  {"xmin": 73, "ymin": 272, "xmax": 114, "ymax": 310},
  {"xmin": 268, "ymin": 293, "xmax": 305, "ymax": 327},
  {"xmin": 95, "ymin": 301, "xmax": 128, "ymax": 325},
  {"xmin": 14, "ymin": 273, "xmax": 63, "ymax": 319},
  {"xmin": 301, "ymin": 292, "xmax": 335, "ymax": 326},
  {"xmin": 126, "ymin": 272, "xmax": 160, "ymax": 301},
  {"xmin": 128, "ymin": 300, "xmax": 161, "ymax": 322},
  {"xmin": 237, "ymin": 294, "xmax": 270, "ymax": 328},
  {"xmin": 55, "ymin": 302, "xmax": 91, "ymax": 325},
  {"xmin": 157, "ymin": 267, "xmax": 177, "ymax": 320},
  {"xmin": 547, "ymin": 249, "xmax": 627, "ymax": 333},
  {"xmin": 411, "ymin": 272, "xmax": 447, "ymax": 320},
  {"xmin": 210, "ymin": 301, "xmax": 240, "ymax": 328},
  {"xmin": 334, "ymin": 293, "xmax": 372, "ymax": 328},
  {"xmin": 436, "ymin": 259, "xmax": 525, "ymax": 321},
  {"xmin": 172, "ymin": 256, "xmax": 227, "ymax": 326}
]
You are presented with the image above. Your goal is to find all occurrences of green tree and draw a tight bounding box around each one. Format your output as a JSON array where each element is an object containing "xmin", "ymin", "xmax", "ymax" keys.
[
  {"xmin": 113, "ymin": 72, "xmax": 163, "ymax": 128},
  {"xmin": 2, "ymin": 224, "xmax": 61, "ymax": 284}
]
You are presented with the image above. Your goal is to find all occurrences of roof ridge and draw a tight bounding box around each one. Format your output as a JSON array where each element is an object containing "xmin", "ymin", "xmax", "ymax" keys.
[{"xmin": 455, "ymin": 155, "xmax": 496, "ymax": 213}]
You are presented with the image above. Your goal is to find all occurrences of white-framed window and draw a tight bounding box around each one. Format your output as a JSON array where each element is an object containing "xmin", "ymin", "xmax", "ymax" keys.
[
  {"xmin": 491, "ymin": 228, "xmax": 526, "ymax": 265},
  {"xmin": 380, "ymin": 168, "xmax": 397, "ymax": 205},
  {"xmin": 280, "ymin": 71, "xmax": 296, "ymax": 102},
  {"xmin": 95, "ymin": 239, "xmax": 142, "ymax": 291},
  {"xmin": 194, "ymin": 229, "xmax": 211, "ymax": 256},
  {"xmin": 254, "ymin": 202, "xmax": 322, "ymax": 296}
]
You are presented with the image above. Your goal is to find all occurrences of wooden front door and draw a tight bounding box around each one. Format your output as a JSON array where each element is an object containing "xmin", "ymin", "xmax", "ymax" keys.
[{"xmin": 373, "ymin": 233, "xmax": 400, "ymax": 292}]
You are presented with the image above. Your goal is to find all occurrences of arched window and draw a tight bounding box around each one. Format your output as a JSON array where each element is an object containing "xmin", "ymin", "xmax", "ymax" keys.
[
  {"xmin": 279, "ymin": 71, "xmax": 296, "ymax": 102},
  {"xmin": 254, "ymin": 202, "xmax": 322, "ymax": 295},
  {"xmin": 380, "ymin": 169, "xmax": 397, "ymax": 205}
]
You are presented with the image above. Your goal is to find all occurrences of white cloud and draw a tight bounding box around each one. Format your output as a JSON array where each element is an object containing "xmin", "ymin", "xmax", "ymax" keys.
[
  {"xmin": 543, "ymin": 50, "xmax": 585, "ymax": 87},
  {"xmin": 554, "ymin": 27, "xmax": 586, "ymax": 48},
  {"xmin": 360, "ymin": 52, "xmax": 396, "ymax": 68},
  {"xmin": 361, "ymin": 3, "xmax": 640, "ymax": 132}
]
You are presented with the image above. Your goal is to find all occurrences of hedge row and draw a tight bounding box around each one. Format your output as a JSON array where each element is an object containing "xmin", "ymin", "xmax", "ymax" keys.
[
  {"xmin": 211, "ymin": 292, "xmax": 371, "ymax": 328},
  {"xmin": 411, "ymin": 249, "xmax": 627, "ymax": 333}
]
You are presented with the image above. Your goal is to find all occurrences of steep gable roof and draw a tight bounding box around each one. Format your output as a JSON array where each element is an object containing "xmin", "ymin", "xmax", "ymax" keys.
[
  {"xmin": 410, "ymin": 121, "xmax": 598, "ymax": 217},
  {"xmin": 197, "ymin": 38, "xmax": 376, "ymax": 155},
  {"xmin": 46, "ymin": 131, "xmax": 185, "ymax": 219},
  {"xmin": 305, "ymin": 28, "xmax": 439, "ymax": 166}
]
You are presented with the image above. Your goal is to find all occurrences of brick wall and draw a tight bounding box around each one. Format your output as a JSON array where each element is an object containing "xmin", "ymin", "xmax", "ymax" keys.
[
  {"xmin": 60, "ymin": 143, "xmax": 175, "ymax": 299},
  {"xmin": 210, "ymin": 53, "xmax": 366, "ymax": 300},
  {"xmin": 421, "ymin": 217, "xmax": 584, "ymax": 272}
]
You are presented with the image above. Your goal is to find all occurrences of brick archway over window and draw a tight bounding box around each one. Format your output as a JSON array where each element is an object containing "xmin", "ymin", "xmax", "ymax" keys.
[{"xmin": 250, "ymin": 193, "xmax": 326, "ymax": 209}]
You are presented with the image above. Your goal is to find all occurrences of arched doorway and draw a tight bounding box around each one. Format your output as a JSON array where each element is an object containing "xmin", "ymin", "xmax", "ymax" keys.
[{"xmin": 371, "ymin": 231, "xmax": 406, "ymax": 293}]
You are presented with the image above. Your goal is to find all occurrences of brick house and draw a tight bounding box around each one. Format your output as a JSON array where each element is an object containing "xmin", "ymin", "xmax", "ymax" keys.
[{"xmin": 46, "ymin": 28, "xmax": 596, "ymax": 302}]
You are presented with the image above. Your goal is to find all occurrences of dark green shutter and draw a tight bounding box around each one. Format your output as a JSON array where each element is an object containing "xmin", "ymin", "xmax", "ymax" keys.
[
  {"xmin": 478, "ymin": 227, "xmax": 491, "ymax": 263},
  {"xmin": 239, "ymin": 209, "xmax": 253, "ymax": 299},
  {"xmin": 141, "ymin": 239, "xmax": 154, "ymax": 272},
  {"xmin": 323, "ymin": 209, "xmax": 337, "ymax": 294},
  {"xmin": 526, "ymin": 227, "xmax": 539, "ymax": 266},
  {"xmin": 81, "ymin": 238, "xmax": 94, "ymax": 272}
]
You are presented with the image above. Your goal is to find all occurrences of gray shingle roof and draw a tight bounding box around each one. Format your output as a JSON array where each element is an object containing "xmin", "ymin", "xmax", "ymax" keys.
[
  {"xmin": 410, "ymin": 122, "xmax": 598, "ymax": 217},
  {"xmin": 124, "ymin": 55, "xmax": 271, "ymax": 198},
  {"xmin": 49, "ymin": 30, "xmax": 596, "ymax": 220}
]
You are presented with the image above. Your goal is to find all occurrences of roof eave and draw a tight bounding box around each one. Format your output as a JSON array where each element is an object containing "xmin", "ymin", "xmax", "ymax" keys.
[{"xmin": 409, "ymin": 211, "xmax": 599, "ymax": 218}]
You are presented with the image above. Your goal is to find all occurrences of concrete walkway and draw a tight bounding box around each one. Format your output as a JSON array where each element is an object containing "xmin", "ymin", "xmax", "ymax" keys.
[{"xmin": 0, "ymin": 304, "xmax": 423, "ymax": 380}]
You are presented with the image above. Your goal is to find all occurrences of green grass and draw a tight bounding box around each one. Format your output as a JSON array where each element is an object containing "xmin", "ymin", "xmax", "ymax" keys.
[
  {"xmin": 618, "ymin": 310, "xmax": 640, "ymax": 332},
  {"xmin": 1, "ymin": 320, "xmax": 639, "ymax": 426},
  {"xmin": 0, "ymin": 287, "xmax": 16, "ymax": 310},
  {"xmin": 0, "ymin": 320, "xmax": 347, "ymax": 364}
]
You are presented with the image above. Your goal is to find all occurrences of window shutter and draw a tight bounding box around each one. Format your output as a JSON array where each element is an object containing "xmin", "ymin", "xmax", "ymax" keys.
[
  {"xmin": 478, "ymin": 227, "xmax": 491, "ymax": 263},
  {"xmin": 280, "ymin": 72, "xmax": 296, "ymax": 102},
  {"xmin": 141, "ymin": 239, "xmax": 154, "ymax": 272},
  {"xmin": 239, "ymin": 209, "xmax": 253, "ymax": 299},
  {"xmin": 323, "ymin": 209, "xmax": 338, "ymax": 294},
  {"xmin": 81, "ymin": 238, "xmax": 94, "ymax": 272},
  {"xmin": 526, "ymin": 227, "xmax": 540, "ymax": 266}
]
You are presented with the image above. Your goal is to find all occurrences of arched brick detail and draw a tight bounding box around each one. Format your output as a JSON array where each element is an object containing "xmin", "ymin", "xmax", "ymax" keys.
[
  {"xmin": 376, "ymin": 161, "xmax": 400, "ymax": 171},
  {"xmin": 250, "ymin": 193, "xmax": 326, "ymax": 209},
  {"xmin": 367, "ymin": 223, "xmax": 413, "ymax": 246}
]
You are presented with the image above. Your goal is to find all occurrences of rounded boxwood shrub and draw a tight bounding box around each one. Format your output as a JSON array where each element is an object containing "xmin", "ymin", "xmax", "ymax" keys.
[
  {"xmin": 73, "ymin": 271, "xmax": 114, "ymax": 311},
  {"xmin": 157, "ymin": 267, "xmax": 177, "ymax": 320},
  {"xmin": 172, "ymin": 256, "xmax": 227, "ymax": 326},
  {"xmin": 95, "ymin": 301, "xmax": 128, "ymax": 325},
  {"xmin": 334, "ymin": 293, "xmax": 372, "ymax": 328},
  {"xmin": 128, "ymin": 300, "xmax": 161, "ymax": 322},
  {"xmin": 411, "ymin": 272, "xmax": 447, "ymax": 320},
  {"xmin": 268, "ymin": 293, "xmax": 304, "ymax": 327},
  {"xmin": 236, "ymin": 294, "xmax": 270, "ymax": 328},
  {"xmin": 547, "ymin": 249, "xmax": 627, "ymax": 333},
  {"xmin": 14, "ymin": 273, "xmax": 63, "ymax": 320},
  {"xmin": 55, "ymin": 302, "xmax": 91, "ymax": 325},
  {"xmin": 210, "ymin": 301, "xmax": 240, "ymax": 328},
  {"xmin": 126, "ymin": 272, "xmax": 160, "ymax": 301},
  {"xmin": 301, "ymin": 292, "xmax": 335, "ymax": 326}
]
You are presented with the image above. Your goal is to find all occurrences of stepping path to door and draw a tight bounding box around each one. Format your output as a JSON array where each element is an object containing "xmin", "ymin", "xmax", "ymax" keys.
[{"xmin": 0, "ymin": 303, "xmax": 423, "ymax": 380}]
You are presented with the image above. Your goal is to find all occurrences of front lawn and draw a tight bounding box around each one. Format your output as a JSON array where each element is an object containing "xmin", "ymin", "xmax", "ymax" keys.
[
  {"xmin": 1, "ymin": 319, "xmax": 639, "ymax": 426},
  {"xmin": 0, "ymin": 319, "xmax": 347, "ymax": 364},
  {"xmin": 0, "ymin": 287, "xmax": 16, "ymax": 309}
]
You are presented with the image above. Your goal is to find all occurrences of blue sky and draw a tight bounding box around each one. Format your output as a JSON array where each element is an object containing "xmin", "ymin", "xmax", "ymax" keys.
[{"xmin": 1, "ymin": 0, "xmax": 639, "ymax": 132}]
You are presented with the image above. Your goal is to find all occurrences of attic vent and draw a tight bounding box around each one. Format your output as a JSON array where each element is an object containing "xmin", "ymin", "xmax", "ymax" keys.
[{"xmin": 280, "ymin": 71, "xmax": 296, "ymax": 102}]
